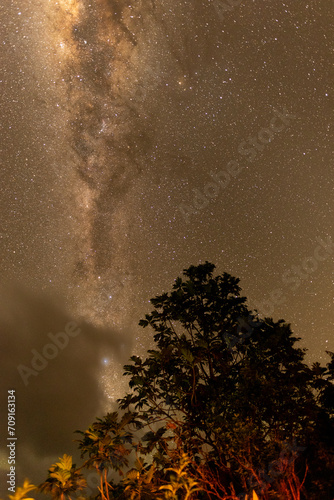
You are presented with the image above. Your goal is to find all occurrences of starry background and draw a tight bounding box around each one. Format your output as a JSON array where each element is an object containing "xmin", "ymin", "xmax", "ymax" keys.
[{"xmin": 0, "ymin": 0, "xmax": 333, "ymax": 493}]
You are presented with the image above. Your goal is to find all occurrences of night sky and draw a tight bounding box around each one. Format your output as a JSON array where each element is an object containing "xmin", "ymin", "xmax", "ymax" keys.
[{"xmin": 0, "ymin": 0, "xmax": 333, "ymax": 494}]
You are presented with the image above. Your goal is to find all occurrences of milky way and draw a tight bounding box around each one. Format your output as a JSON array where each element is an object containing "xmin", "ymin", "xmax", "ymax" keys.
[{"xmin": 0, "ymin": 0, "xmax": 333, "ymax": 492}]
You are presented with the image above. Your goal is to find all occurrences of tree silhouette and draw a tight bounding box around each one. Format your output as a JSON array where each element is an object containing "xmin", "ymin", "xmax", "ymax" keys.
[{"xmin": 118, "ymin": 262, "xmax": 334, "ymax": 498}]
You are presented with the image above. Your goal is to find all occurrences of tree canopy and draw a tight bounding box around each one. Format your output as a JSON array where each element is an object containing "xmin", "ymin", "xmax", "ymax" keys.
[{"xmin": 118, "ymin": 261, "xmax": 334, "ymax": 498}]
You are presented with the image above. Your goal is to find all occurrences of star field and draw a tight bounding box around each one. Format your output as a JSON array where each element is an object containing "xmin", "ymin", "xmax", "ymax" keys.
[{"xmin": 0, "ymin": 0, "xmax": 333, "ymax": 492}]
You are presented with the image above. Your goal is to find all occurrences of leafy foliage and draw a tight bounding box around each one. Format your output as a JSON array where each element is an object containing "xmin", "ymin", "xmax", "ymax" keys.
[
  {"xmin": 7, "ymin": 480, "xmax": 36, "ymax": 500},
  {"xmin": 123, "ymin": 457, "xmax": 158, "ymax": 500},
  {"xmin": 75, "ymin": 412, "xmax": 140, "ymax": 500},
  {"xmin": 39, "ymin": 454, "xmax": 86, "ymax": 500},
  {"xmin": 158, "ymin": 453, "xmax": 202, "ymax": 500}
]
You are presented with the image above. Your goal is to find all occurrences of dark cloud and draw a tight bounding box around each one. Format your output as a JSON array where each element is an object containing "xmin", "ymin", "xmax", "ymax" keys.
[{"xmin": 0, "ymin": 284, "xmax": 131, "ymax": 492}]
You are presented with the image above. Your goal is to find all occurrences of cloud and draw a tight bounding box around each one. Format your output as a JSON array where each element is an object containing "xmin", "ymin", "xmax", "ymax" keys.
[{"xmin": 0, "ymin": 283, "xmax": 132, "ymax": 494}]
